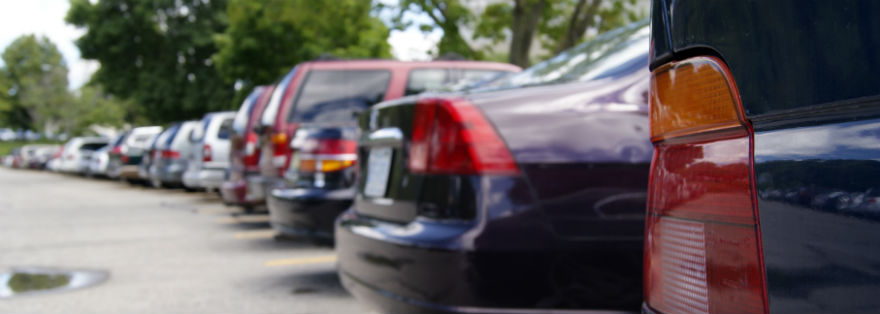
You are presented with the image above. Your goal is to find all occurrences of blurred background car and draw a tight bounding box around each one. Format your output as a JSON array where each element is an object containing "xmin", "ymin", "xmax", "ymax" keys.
[
  {"xmin": 148, "ymin": 121, "xmax": 200, "ymax": 189},
  {"xmin": 108, "ymin": 126, "xmax": 162, "ymax": 183},
  {"xmin": 56, "ymin": 137, "xmax": 110, "ymax": 174},
  {"xmin": 254, "ymin": 60, "xmax": 521, "ymax": 215},
  {"xmin": 221, "ymin": 85, "xmax": 275, "ymax": 210},
  {"xmin": 182, "ymin": 111, "xmax": 236, "ymax": 192},
  {"xmin": 266, "ymin": 60, "xmax": 521, "ymax": 242},
  {"xmin": 17, "ymin": 144, "xmax": 61, "ymax": 169},
  {"xmin": 88, "ymin": 133, "xmax": 126, "ymax": 177},
  {"xmin": 335, "ymin": 20, "xmax": 651, "ymax": 313}
]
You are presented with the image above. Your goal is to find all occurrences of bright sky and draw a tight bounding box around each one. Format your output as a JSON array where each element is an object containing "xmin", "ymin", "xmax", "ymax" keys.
[{"xmin": 0, "ymin": 0, "xmax": 440, "ymax": 90}]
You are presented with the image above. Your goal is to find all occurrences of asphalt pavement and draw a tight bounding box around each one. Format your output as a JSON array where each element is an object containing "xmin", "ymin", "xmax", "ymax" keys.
[{"xmin": 0, "ymin": 167, "xmax": 373, "ymax": 313}]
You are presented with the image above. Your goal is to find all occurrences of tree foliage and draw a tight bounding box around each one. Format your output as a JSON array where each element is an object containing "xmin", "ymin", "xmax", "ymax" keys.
[
  {"xmin": 0, "ymin": 35, "xmax": 71, "ymax": 132},
  {"xmin": 394, "ymin": 0, "xmax": 646, "ymax": 67},
  {"xmin": 212, "ymin": 0, "xmax": 392, "ymax": 105},
  {"xmin": 66, "ymin": 0, "xmax": 233, "ymax": 124}
]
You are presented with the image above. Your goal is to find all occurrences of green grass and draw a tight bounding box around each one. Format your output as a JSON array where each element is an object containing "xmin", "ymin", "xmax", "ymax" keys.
[{"xmin": 0, "ymin": 140, "xmax": 63, "ymax": 156}]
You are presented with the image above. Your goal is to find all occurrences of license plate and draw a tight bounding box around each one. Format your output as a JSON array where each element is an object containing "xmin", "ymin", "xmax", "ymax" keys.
[{"xmin": 364, "ymin": 147, "xmax": 393, "ymax": 198}]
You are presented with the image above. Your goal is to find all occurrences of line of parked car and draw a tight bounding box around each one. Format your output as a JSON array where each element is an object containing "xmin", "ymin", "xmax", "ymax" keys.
[{"xmin": 5, "ymin": 4, "xmax": 876, "ymax": 312}]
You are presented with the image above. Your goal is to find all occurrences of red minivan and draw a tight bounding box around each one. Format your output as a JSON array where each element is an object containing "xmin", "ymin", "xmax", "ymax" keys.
[
  {"xmin": 250, "ymin": 60, "xmax": 522, "ymax": 205},
  {"xmin": 220, "ymin": 85, "xmax": 275, "ymax": 209}
]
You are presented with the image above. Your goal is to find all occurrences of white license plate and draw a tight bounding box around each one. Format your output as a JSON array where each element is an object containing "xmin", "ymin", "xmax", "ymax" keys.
[{"xmin": 364, "ymin": 147, "xmax": 393, "ymax": 198}]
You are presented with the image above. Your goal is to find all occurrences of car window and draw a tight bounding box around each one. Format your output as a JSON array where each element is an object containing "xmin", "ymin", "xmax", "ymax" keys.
[
  {"xmin": 483, "ymin": 19, "xmax": 649, "ymax": 90},
  {"xmin": 79, "ymin": 143, "xmax": 107, "ymax": 151},
  {"xmin": 218, "ymin": 117, "xmax": 234, "ymax": 140},
  {"xmin": 261, "ymin": 67, "xmax": 298, "ymax": 127},
  {"xmin": 404, "ymin": 68, "xmax": 507, "ymax": 96},
  {"xmin": 233, "ymin": 88, "xmax": 262, "ymax": 135},
  {"xmin": 287, "ymin": 69, "xmax": 391, "ymax": 123},
  {"xmin": 162, "ymin": 125, "xmax": 181, "ymax": 148}
]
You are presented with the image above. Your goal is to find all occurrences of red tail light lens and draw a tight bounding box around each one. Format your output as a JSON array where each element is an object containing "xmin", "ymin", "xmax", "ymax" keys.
[
  {"xmin": 203, "ymin": 144, "xmax": 212, "ymax": 162},
  {"xmin": 646, "ymin": 56, "xmax": 767, "ymax": 314},
  {"xmin": 110, "ymin": 146, "xmax": 122, "ymax": 155},
  {"xmin": 294, "ymin": 138, "xmax": 357, "ymax": 173},
  {"xmin": 161, "ymin": 149, "xmax": 180, "ymax": 159},
  {"xmin": 243, "ymin": 132, "xmax": 260, "ymax": 166},
  {"xmin": 408, "ymin": 98, "xmax": 518, "ymax": 175}
]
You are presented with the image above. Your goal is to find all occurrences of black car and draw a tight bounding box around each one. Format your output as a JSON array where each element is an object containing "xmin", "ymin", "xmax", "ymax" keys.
[
  {"xmin": 644, "ymin": 1, "xmax": 880, "ymax": 314},
  {"xmin": 335, "ymin": 21, "xmax": 652, "ymax": 313}
]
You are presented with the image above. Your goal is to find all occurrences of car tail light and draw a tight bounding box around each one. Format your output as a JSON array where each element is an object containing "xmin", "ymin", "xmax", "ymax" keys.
[
  {"xmin": 243, "ymin": 132, "xmax": 260, "ymax": 166},
  {"xmin": 161, "ymin": 149, "xmax": 180, "ymax": 159},
  {"xmin": 295, "ymin": 138, "xmax": 357, "ymax": 173},
  {"xmin": 203, "ymin": 144, "xmax": 212, "ymax": 162},
  {"xmin": 408, "ymin": 97, "xmax": 518, "ymax": 175},
  {"xmin": 121, "ymin": 155, "xmax": 129, "ymax": 163},
  {"xmin": 645, "ymin": 56, "xmax": 767, "ymax": 314},
  {"xmin": 110, "ymin": 146, "xmax": 122, "ymax": 155}
]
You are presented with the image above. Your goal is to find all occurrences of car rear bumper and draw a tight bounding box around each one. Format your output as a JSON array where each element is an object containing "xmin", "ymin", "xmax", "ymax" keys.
[
  {"xmin": 335, "ymin": 210, "xmax": 643, "ymax": 313},
  {"xmin": 183, "ymin": 168, "xmax": 226, "ymax": 190},
  {"xmin": 118, "ymin": 165, "xmax": 140, "ymax": 179},
  {"xmin": 220, "ymin": 179, "xmax": 248, "ymax": 205},
  {"xmin": 244, "ymin": 175, "xmax": 278, "ymax": 203},
  {"xmin": 267, "ymin": 187, "xmax": 354, "ymax": 240}
]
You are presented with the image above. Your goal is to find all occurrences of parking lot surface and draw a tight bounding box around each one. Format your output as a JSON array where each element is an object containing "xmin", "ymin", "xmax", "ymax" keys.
[{"xmin": 0, "ymin": 167, "xmax": 372, "ymax": 313}]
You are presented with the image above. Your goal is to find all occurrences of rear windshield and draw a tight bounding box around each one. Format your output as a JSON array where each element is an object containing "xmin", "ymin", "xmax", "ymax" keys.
[
  {"xmin": 261, "ymin": 67, "xmax": 298, "ymax": 126},
  {"xmin": 79, "ymin": 143, "xmax": 107, "ymax": 151},
  {"xmin": 162, "ymin": 125, "xmax": 181, "ymax": 147},
  {"xmin": 218, "ymin": 118, "xmax": 234, "ymax": 140},
  {"xmin": 287, "ymin": 69, "xmax": 391, "ymax": 123},
  {"xmin": 404, "ymin": 68, "xmax": 508, "ymax": 95},
  {"xmin": 484, "ymin": 19, "xmax": 649, "ymax": 90},
  {"xmin": 233, "ymin": 88, "xmax": 262, "ymax": 134}
]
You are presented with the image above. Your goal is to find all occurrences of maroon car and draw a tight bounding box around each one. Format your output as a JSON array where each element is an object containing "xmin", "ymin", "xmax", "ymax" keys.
[
  {"xmin": 251, "ymin": 60, "xmax": 521, "ymax": 210},
  {"xmin": 220, "ymin": 85, "xmax": 275, "ymax": 209}
]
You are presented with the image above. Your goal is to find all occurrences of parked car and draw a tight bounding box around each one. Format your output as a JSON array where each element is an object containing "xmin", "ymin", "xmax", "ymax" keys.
[
  {"xmin": 5, "ymin": 147, "xmax": 22, "ymax": 168},
  {"xmin": 57, "ymin": 137, "xmax": 110, "ymax": 174},
  {"xmin": 265, "ymin": 60, "xmax": 521, "ymax": 241},
  {"xmin": 643, "ymin": 2, "xmax": 880, "ymax": 314},
  {"xmin": 335, "ymin": 21, "xmax": 651, "ymax": 313},
  {"xmin": 139, "ymin": 130, "xmax": 167, "ymax": 184},
  {"xmin": 17, "ymin": 144, "xmax": 60, "ymax": 169},
  {"xmin": 148, "ymin": 121, "xmax": 200, "ymax": 188},
  {"xmin": 220, "ymin": 85, "xmax": 275, "ymax": 210},
  {"xmin": 182, "ymin": 111, "xmax": 236, "ymax": 191},
  {"xmin": 108, "ymin": 126, "xmax": 162, "ymax": 182},
  {"xmin": 88, "ymin": 133, "xmax": 126, "ymax": 177},
  {"xmin": 253, "ymin": 60, "xmax": 521, "ymax": 215}
]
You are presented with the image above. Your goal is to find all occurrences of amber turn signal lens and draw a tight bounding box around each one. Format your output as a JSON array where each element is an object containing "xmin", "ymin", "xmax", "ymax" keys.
[
  {"xmin": 271, "ymin": 133, "xmax": 288, "ymax": 145},
  {"xmin": 650, "ymin": 56, "xmax": 745, "ymax": 142}
]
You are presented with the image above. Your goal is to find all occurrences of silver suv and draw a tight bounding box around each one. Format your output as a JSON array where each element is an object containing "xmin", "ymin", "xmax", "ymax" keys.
[{"xmin": 182, "ymin": 111, "xmax": 235, "ymax": 191}]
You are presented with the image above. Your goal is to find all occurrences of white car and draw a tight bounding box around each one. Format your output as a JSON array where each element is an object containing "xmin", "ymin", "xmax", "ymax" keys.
[
  {"xmin": 183, "ymin": 111, "xmax": 236, "ymax": 191},
  {"xmin": 88, "ymin": 133, "xmax": 126, "ymax": 177},
  {"xmin": 57, "ymin": 137, "xmax": 110, "ymax": 174}
]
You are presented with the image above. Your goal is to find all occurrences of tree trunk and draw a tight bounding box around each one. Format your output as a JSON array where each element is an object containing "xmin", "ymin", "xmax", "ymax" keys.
[
  {"xmin": 555, "ymin": 0, "xmax": 603, "ymax": 54},
  {"xmin": 509, "ymin": 0, "xmax": 547, "ymax": 68}
]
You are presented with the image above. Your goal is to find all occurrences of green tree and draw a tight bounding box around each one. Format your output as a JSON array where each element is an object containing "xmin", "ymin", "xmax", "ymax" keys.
[
  {"xmin": 212, "ymin": 0, "xmax": 392, "ymax": 105},
  {"xmin": 0, "ymin": 35, "xmax": 71, "ymax": 132},
  {"xmin": 66, "ymin": 0, "xmax": 233, "ymax": 124},
  {"xmin": 69, "ymin": 85, "xmax": 140, "ymax": 135},
  {"xmin": 400, "ymin": 0, "xmax": 646, "ymax": 67},
  {"xmin": 390, "ymin": 0, "xmax": 482, "ymax": 60}
]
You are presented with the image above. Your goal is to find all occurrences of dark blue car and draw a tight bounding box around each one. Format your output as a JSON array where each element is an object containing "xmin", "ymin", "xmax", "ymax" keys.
[
  {"xmin": 336, "ymin": 21, "xmax": 652, "ymax": 313},
  {"xmin": 645, "ymin": 1, "xmax": 880, "ymax": 313}
]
